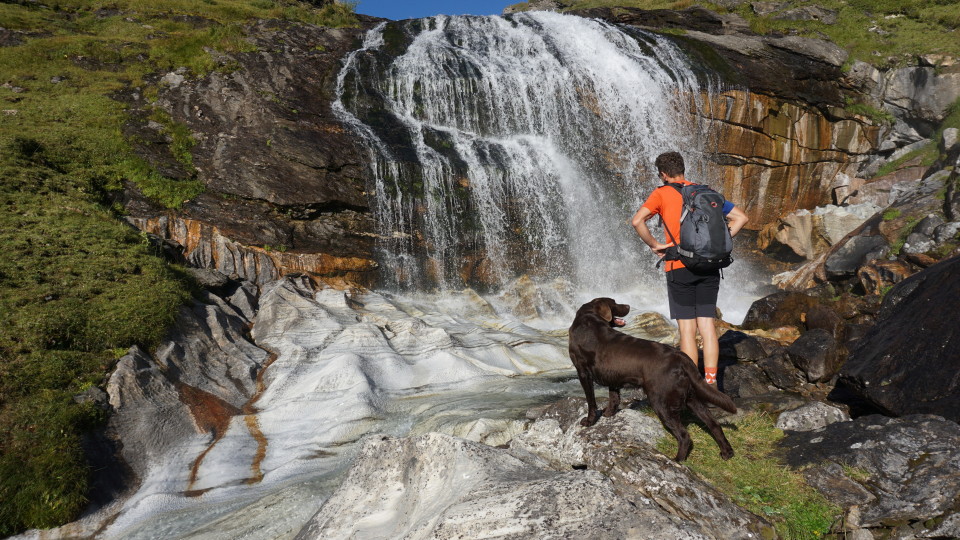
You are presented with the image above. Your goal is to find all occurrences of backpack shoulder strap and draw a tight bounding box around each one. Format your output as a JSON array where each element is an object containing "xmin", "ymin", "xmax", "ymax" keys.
[{"xmin": 666, "ymin": 182, "xmax": 685, "ymax": 196}]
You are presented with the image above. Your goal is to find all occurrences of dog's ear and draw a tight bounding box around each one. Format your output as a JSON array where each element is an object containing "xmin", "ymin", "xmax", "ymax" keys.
[{"xmin": 596, "ymin": 302, "xmax": 612, "ymax": 322}]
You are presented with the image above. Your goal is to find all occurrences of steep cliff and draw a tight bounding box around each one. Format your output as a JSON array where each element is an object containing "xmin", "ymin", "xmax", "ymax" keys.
[{"xmin": 124, "ymin": 17, "xmax": 384, "ymax": 287}]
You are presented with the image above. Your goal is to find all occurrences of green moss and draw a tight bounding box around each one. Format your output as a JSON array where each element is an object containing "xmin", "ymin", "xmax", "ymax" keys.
[
  {"xmin": 844, "ymin": 97, "xmax": 895, "ymax": 125},
  {"xmin": 874, "ymin": 143, "xmax": 938, "ymax": 178},
  {"xmin": 883, "ymin": 208, "xmax": 902, "ymax": 221},
  {"xmin": 890, "ymin": 216, "xmax": 921, "ymax": 254},
  {"xmin": 657, "ymin": 411, "xmax": 840, "ymax": 539}
]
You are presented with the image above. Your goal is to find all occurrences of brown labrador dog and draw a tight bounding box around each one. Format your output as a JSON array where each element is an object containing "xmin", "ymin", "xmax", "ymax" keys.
[{"xmin": 568, "ymin": 297, "xmax": 736, "ymax": 461}]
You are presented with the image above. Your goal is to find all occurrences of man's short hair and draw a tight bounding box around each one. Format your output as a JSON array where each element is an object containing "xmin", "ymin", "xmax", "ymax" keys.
[{"xmin": 655, "ymin": 152, "xmax": 685, "ymax": 178}]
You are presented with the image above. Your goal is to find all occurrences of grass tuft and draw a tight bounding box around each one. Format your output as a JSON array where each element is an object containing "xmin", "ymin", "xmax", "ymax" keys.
[{"xmin": 657, "ymin": 411, "xmax": 840, "ymax": 539}]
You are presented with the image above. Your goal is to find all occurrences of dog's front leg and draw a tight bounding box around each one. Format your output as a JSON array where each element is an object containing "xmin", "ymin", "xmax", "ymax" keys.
[
  {"xmin": 602, "ymin": 388, "xmax": 621, "ymax": 417},
  {"xmin": 576, "ymin": 370, "xmax": 600, "ymax": 427}
]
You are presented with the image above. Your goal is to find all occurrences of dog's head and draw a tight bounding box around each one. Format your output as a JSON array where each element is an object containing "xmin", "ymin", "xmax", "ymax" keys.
[{"xmin": 582, "ymin": 297, "xmax": 630, "ymax": 327}]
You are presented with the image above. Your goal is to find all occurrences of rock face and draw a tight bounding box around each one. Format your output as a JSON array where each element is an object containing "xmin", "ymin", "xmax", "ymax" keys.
[
  {"xmin": 780, "ymin": 414, "xmax": 960, "ymax": 532},
  {"xmin": 126, "ymin": 209, "xmax": 378, "ymax": 286},
  {"xmin": 839, "ymin": 255, "xmax": 960, "ymax": 421},
  {"xmin": 300, "ymin": 398, "xmax": 775, "ymax": 539},
  {"xmin": 573, "ymin": 7, "xmax": 887, "ymax": 226},
  {"xmin": 107, "ymin": 283, "xmax": 266, "ymax": 485},
  {"xmin": 509, "ymin": 398, "xmax": 775, "ymax": 539},
  {"xmin": 759, "ymin": 203, "xmax": 881, "ymax": 261},
  {"xmin": 125, "ymin": 18, "xmax": 383, "ymax": 286},
  {"xmin": 297, "ymin": 433, "xmax": 695, "ymax": 539}
]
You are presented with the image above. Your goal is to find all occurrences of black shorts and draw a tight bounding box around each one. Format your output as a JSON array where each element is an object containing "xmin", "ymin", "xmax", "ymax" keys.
[{"xmin": 666, "ymin": 267, "xmax": 720, "ymax": 320}]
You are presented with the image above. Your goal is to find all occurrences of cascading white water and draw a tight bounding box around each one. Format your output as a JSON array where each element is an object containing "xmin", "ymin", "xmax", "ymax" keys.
[
  {"xmin": 38, "ymin": 15, "xmax": 770, "ymax": 540},
  {"xmin": 335, "ymin": 12, "xmax": 720, "ymax": 293}
]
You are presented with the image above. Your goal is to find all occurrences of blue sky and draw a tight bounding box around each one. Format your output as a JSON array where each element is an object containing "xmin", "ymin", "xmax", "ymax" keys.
[{"xmin": 353, "ymin": 0, "xmax": 514, "ymax": 20}]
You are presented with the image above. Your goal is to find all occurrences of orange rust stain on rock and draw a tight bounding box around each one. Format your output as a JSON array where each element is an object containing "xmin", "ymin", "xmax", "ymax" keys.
[
  {"xmin": 177, "ymin": 383, "xmax": 242, "ymax": 493},
  {"xmin": 240, "ymin": 350, "xmax": 278, "ymax": 485},
  {"xmin": 131, "ymin": 215, "xmax": 377, "ymax": 286},
  {"xmin": 243, "ymin": 415, "xmax": 267, "ymax": 485},
  {"xmin": 178, "ymin": 383, "xmax": 241, "ymax": 438}
]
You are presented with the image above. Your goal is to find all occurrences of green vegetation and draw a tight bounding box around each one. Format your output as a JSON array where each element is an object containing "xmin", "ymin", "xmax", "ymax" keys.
[
  {"xmin": 0, "ymin": 0, "xmax": 357, "ymax": 534},
  {"xmin": 843, "ymin": 97, "xmax": 895, "ymax": 125},
  {"xmin": 882, "ymin": 208, "xmax": 902, "ymax": 220},
  {"xmin": 890, "ymin": 216, "xmax": 921, "ymax": 254},
  {"xmin": 507, "ymin": 0, "xmax": 960, "ymax": 68},
  {"xmin": 657, "ymin": 411, "xmax": 840, "ymax": 539},
  {"xmin": 874, "ymin": 143, "xmax": 938, "ymax": 177}
]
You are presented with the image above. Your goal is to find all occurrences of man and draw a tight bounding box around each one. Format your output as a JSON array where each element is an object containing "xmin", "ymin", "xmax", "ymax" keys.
[{"xmin": 631, "ymin": 151, "xmax": 749, "ymax": 386}]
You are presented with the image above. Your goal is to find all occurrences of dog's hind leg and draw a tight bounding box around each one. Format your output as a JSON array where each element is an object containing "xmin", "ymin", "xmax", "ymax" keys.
[
  {"xmin": 576, "ymin": 369, "xmax": 600, "ymax": 427},
  {"xmin": 602, "ymin": 388, "xmax": 621, "ymax": 417},
  {"xmin": 687, "ymin": 398, "xmax": 735, "ymax": 460},
  {"xmin": 652, "ymin": 402, "xmax": 692, "ymax": 462}
]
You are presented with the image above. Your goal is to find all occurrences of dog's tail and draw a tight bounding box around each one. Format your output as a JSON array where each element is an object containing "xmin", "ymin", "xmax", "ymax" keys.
[{"xmin": 679, "ymin": 354, "xmax": 737, "ymax": 413}]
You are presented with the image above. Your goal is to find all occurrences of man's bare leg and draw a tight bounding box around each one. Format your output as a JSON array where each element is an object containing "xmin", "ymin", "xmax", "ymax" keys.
[
  {"xmin": 697, "ymin": 316, "xmax": 719, "ymax": 383},
  {"xmin": 677, "ymin": 318, "xmax": 699, "ymax": 365}
]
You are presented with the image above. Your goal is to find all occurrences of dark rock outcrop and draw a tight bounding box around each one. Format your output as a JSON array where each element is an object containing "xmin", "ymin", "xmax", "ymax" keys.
[
  {"xmin": 741, "ymin": 291, "xmax": 820, "ymax": 330},
  {"xmin": 125, "ymin": 18, "xmax": 383, "ymax": 285},
  {"xmin": 839, "ymin": 255, "xmax": 960, "ymax": 421},
  {"xmin": 780, "ymin": 414, "xmax": 960, "ymax": 531},
  {"xmin": 785, "ymin": 328, "xmax": 840, "ymax": 383}
]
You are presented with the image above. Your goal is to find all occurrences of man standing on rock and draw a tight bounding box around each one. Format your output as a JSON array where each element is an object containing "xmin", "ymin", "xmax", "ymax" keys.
[{"xmin": 631, "ymin": 151, "xmax": 749, "ymax": 387}]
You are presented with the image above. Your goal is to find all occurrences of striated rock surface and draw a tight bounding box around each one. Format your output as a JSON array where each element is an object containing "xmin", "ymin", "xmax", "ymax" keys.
[
  {"xmin": 107, "ymin": 285, "xmax": 267, "ymax": 486},
  {"xmin": 126, "ymin": 210, "xmax": 378, "ymax": 286},
  {"xmin": 299, "ymin": 397, "xmax": 774, "ymax": 540},
  {"xmin": 296, "ymin": 432, "xmax": 702, "ymax": 539}
]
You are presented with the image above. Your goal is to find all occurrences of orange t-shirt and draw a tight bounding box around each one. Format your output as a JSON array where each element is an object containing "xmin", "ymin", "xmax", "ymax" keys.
[{"xmin": 641, "ymin": 179, "xmax": 694, "ymax": 272}]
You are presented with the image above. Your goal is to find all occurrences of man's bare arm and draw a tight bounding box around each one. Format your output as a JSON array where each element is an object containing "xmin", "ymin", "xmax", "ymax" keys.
[
  {"xmin": 631, "ymin": 207, "xmax": 672, "ymax": 256},
  {"xmin": 726, "ymin": 206, "xmax": 749, "ymax": 237}
]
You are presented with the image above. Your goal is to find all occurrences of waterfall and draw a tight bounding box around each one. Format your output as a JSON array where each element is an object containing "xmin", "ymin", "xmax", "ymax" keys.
[{"xmin": 335, "ymin": 12, "xmax": 719, "ymax": 293}]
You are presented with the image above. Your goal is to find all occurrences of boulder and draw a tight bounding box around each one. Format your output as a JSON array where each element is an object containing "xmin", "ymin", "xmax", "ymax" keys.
[
  {"xmin": 774, "ymin": 401, "xmax": 850, "ymax": 431},
  {"xmin": 901, "ymin": 213, "xmax": 945, "ymax": 254},
  {"xmin": 759, "ymin": 203, "xmax": 881, "ymax": 261},
  {"xmin": 296, "ymin": 432, "xmax": 694, "ymax": 539},
  {"xmin": 780, "ymin": 414, "xmax": 960, "ymax": 529},
  {"xmin": 509, "ymin": 399, "xmax": 775, "ymax": 539},
  {"xmin": 741, "ymin": 291, "xmax": 819, "ymax": 330},
  {"xmin": 774, "ymin": 6, "xmax": 838, "ymax": 24},
  {"xmin": 721, "ymin": 362, "xmax": 771, "ymax": 398},
  {"xmin": 757, "ymin": 352, "xmax": 805, "ymax": 391},
  {"xmin": 785, "ymin": 328, "xmax": 841, "ymax": 383},
  {"xmin": 298, "ymin": 396, "xmax": 777, "ymax": 540},
  {"xmin": 856, "ymin": 258, "xmax": 913, "ymax": 296},
  {"xmin": 718, "ymin": 330, "xmax": 768, "ymax": 362},
  {"xmin": 823, "ymin": 234, "xmax": 889, "ymax": 278},
  {"xmin": 933, "ymin": 221, "xmax": 960, "ymax": 244},
  {"xmin": 840, "ymin": 256, "xmax": 960, "ymax": 421},
  {"xmin": 802, "ymin": 304, "xmax": 846, "ymax": 342}
]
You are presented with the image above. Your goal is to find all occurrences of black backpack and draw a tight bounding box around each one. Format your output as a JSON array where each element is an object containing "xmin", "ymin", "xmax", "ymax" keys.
[{"xmin": 659, "ymin": 183, "xmax": 733, "ymax": 273}]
